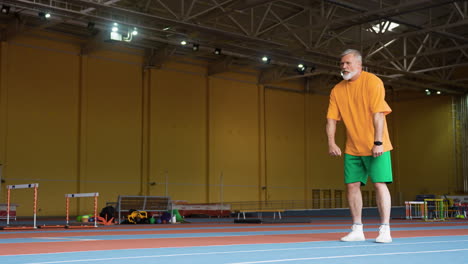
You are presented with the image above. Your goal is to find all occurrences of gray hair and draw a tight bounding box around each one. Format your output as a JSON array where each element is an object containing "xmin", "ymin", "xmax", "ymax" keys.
[{"xmin": 341, "ymin": 49, "xmax": 362, "ymax": 63}]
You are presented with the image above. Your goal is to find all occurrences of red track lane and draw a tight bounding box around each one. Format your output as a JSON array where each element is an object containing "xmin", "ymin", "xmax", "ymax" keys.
[
  {"xmin": 1, "ymin": 222, "xmax": 467, "ymax": 238},
  {"xmin": 1, "ymin": 228, "xmax": 468, "ymax": 256}
]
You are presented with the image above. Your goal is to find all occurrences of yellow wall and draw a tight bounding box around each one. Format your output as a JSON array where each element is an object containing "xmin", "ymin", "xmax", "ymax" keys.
[
  {"xmin": 79, "ymin": 53, "xmax": 143, "ymax": 213},
  {"xmin": 265, "ymin": 89, "xmax": 305, "ymax": 200},
  {"xmin": 149, "ymin": 66, "xmax": 208, "ymax": 203},
  {"xmin": 391, "ymin": 94, "xmax": 457, "ymax": 203},
  {"xmin": 307, "ymin": 93, "xmax": 346, "ymax": 190},
  {"xmin": 208, "ymin": 75, "xmax": 260, "ymax": 202},
  {"xmin": 0, "ymin": 32, "xmax": 462, "ymax": 217},
  {"xmin": 3, "ymin": 40, "xmax": 80, "ymax": 216}
]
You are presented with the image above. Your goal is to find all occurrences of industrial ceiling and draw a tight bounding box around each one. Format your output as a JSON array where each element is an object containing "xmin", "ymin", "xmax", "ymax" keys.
[{"xmin": 1, "ymin": 0, "xmax": 467, "ymax": 94}]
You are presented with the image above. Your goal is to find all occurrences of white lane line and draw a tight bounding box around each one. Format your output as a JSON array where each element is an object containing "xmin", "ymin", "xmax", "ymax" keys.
[
  {"xmin": 21, "ymin": 239, "xmax": 468, "ymax": 264},
  {"xmin": 228, "ymin": 248, "xmax": 468, "ymax": 264}
]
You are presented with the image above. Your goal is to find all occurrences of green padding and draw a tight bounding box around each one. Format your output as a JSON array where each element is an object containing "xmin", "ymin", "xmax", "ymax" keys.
[{"xmin": 171, "ymin": 209, "xmax": 184, "ymax": 222}]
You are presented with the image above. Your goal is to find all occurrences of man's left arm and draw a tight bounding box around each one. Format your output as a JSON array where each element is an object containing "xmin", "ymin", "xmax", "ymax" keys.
[{"xmin": 372, "ymin": 112, "xmax": 385, "ymax": 157}]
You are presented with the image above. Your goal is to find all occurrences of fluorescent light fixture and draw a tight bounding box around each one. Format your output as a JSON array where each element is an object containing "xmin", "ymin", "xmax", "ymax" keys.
[{"xmin": 110, "ymin": 31, "xmax": 122, "ymax": 41}]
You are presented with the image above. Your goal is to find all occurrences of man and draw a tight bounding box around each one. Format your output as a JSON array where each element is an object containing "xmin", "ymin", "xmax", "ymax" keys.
[{"xmin": 326, "ymin": 49, "xmax": 393, "ymax": 243}]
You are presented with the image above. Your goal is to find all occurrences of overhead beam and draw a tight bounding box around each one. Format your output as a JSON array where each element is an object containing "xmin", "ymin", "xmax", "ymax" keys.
[
  {"xmin": 0, "ymin": 14, "xmax": 25, "ymax": 41},
  {"xmin": 207, "ymin": 57, "xmax": 235, "ymax": 76},
  {"xmin": 81, "ymin": 30, "xmax": 108, "ymax": 54},
  {"xmin": 144, "ymin": 46, "xmax": 177, "ymax": 68},
  {"xmin": 35, "ymin": 0, "xmax": 122, "ymax": 32},
  {"xmin": 192, "ymin": 0, "xmax": 280, "ymax": 21},
  {"xmin": 410, "ymin": 62, "xmax": 468, "ymax": 74},
  {"xmin": 373, "ymin": 43, "xmax": 468, "ymax": 64},
  {"xmin": 269, "ymin": 0, "xmax": 437, "ymax": 38},
  {"xmin": 362, "ymin": 19, "xmax": 468, "ymax": 47},
  {"xmin": 13, "ymin": 0, "xmax": 287, "ymax": 48},
  {"xmin": 258, "ymin": 66, "xmax": 288, "ymax": 84},
  {"xmin": 270, "ymin": 0, "xmax": 468, "ymax": 45},
  {"xmin": 330, "ymin": 0, "xmax": 461, "ymax": 31}
]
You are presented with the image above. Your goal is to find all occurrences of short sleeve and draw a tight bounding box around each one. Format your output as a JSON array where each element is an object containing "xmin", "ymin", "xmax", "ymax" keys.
[
  {"xmin": 369, "ymin": 77, "xmax": 392, "ymax": 115},
  {"xmin": 327, "ymin": 88, "xmax": 341, "ymax": 120}
]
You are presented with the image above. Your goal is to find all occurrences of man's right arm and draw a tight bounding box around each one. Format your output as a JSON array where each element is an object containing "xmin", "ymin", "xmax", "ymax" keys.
[{"xmin": 326, "ymin": 118, "xmax": 342, "ymax": 156}]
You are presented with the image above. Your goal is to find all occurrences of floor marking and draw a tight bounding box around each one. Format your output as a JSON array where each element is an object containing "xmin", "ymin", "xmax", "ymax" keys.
[
  {"xmin": 20, "ymin": 239, "xmax": 468, "ymax": 264},
  {"xmin": 228, "ymin": 248, "xmax": 468, "ymax": 263}
]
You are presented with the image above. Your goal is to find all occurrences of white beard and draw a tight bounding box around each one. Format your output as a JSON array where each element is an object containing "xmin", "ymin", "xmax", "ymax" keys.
[{"xmin": 341, "ymin": 70, "xmax": 357, "ymax": 81}]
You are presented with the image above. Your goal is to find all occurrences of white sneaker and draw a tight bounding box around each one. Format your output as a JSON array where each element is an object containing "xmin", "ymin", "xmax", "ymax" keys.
[
  {"xmin": 340, "ymin": 224, "xmax": 365, "ymax": 242},
  {"xmin": 375, "ymin": 224, "xmax": 392, "ymax": 243}
]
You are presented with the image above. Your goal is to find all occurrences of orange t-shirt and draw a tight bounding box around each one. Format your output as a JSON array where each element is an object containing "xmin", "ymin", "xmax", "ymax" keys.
[{"xmin": 327, "ymin": 71, "xmax": 393, "ymax": 156}]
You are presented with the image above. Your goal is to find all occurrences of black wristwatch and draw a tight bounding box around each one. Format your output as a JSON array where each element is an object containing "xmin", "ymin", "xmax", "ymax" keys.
[{"xmin": 374, "ymin": 141, "xmax": 383, "ymax": 146}]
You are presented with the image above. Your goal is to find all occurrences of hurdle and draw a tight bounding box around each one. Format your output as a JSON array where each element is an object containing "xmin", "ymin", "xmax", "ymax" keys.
[
  {"xmin": 405, "ymin": 201, "xmax": 425, "ymax": 219},
  {"xmin": 424, "ymin": 198, "xmax": 446, "ymax": 221},
  {"xmin": 405, "ymin": 199, "xmax": 447, "ymax": 221},
  {"xmin": 65, "ymin": 192, "xmax": 99, "ymax": 228},
  {"xmin": 2, "ymin": 183, "xmax": 39, "ymax": 230}
]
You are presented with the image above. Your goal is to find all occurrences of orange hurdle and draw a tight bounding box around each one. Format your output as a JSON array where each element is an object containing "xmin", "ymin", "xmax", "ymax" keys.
[{"xmin": 2, "ymin": 183, "xmax": 39, "ymax": 230}]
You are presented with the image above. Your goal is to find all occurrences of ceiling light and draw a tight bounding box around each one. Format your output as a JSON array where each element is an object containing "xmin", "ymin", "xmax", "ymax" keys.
[
  {"xmin": 1, "ymin": 5, "xmax": 10, "ymax": 14},
  {"xmin": 297, "ymin": 64, "xmax": 307, "ymax": 74},
  {"xmin": 436, "ymin": 91, "xmax": 441, "ymax": 95},
  {"xmin": 192, "ymin": 44, "xmax": 199, "ymax": 51},
  {"xmin": 131, "ymin": 27, "xmax": 138, "ymax": 36},
  {"xmin": 214, "ymin": 48, "xmax": 221, "ymax": 55},
  {"xmin": 38, "ymin": 12, "xmax": 51, "ymax": 19},
  {"xmin": 261, "ymin": 56, "xmax": 271, "ymax": 64},
  {"xmin": 163, "ymin": 26, "xmax": 171, "ymax": 31},
  {"xmin": 112, "ymin": 23, "xmax": 119, "ymax": 32},
  {"xmin": 180, "ymin": 40, "xmax": 187, "ymax": 45}
]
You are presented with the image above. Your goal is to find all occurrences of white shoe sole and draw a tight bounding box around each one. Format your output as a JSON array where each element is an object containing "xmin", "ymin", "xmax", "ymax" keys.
[
  {"xmin": 340, "ymin": 237, "xmax": 366, "ymax": 242},
  {"xmin": 375, "ymin": 239, "xmax": 392, "ymax": 243}
]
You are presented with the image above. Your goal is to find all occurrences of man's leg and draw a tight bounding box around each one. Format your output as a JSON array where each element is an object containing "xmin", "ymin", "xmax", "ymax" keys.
[
  {"xmin": 341, "ymin": 154, "xmax": 366, "ymax": 242},
  {"xmin": 347, "ymin": 182, "xmax": 363, "ymax": 224},
  {"xmin": 368, "ymin": 151, "xmax": 393, "ymax": 243},
  {"xmin": 340, "ymin": 182, "xmax": 365, "ymax": 242},
  {"xmin": 374, "ymin": 182, "xmax": 391, "ymax": 224},
  {"xmin": 374, "ymin": 182, "xmax": 392, "ymax": 243}
]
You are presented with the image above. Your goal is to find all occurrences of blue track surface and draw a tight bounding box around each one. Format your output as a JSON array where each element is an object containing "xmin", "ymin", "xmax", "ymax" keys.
[
  {"xmin": 1, "ymin": 219, "xmax": 468, "ymax": 264},
  {"xmin": 1, "ymin": 236, "xmax": 468, "ymax": 264}
]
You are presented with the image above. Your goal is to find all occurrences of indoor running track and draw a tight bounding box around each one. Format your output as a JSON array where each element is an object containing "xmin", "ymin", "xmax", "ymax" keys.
[{"xmin": 1, "ymin": 219, "xmax": 468, "ymax": 264}]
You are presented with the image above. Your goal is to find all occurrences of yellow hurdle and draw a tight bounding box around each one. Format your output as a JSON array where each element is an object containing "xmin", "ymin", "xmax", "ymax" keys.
[{"xmin": 423, "ymin": 199, "xmax": 447, "ymax": 221}]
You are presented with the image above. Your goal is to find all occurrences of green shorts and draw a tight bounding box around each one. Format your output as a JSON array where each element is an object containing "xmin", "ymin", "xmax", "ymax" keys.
[{"xmin": 344, "ymin": 151, "xmax": 393, "ymax": 185}]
